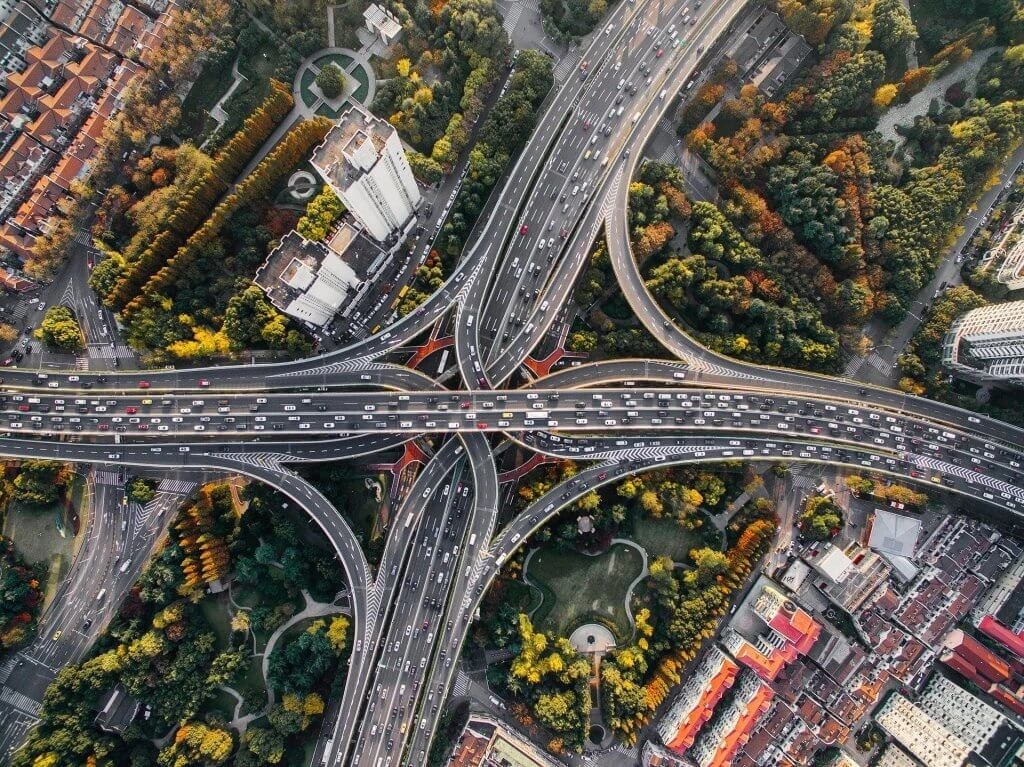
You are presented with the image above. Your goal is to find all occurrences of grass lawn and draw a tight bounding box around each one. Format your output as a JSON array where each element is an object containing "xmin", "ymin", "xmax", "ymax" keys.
[
  {"xmin": 316, "ymin": 100, "xmax": 351, "ymax": 119},
  {"xmin": 300, "ymin": 69, "xmax": 319, "ymax": 107},
  {"xmin": 205, "ymin": 688, "xmax": 239, "ymax": 721},
  {"xmin": 631, "ymin": 514, "xmax": 708, "ymax": 562},
  {"xmin": 3, "ymin": 474, "xmax": 83, "ymax": 607},
  {"xmin": 199, "ymin": 593, "xmax": 233, "ymax": 651},
  {"xmin": 350, "ymin": 64, "xmax": 370, "ymax": 103},
  {"xmin": 237, "ymin": 656, "xmax": 268, "ymax": 712},
  {"xmin": 526, "ymin": 543, "xmax": 644, "ymax": 640},
  {"xmin": 180, "ymin": 56, "xmax": 239, "ymax": 139}
]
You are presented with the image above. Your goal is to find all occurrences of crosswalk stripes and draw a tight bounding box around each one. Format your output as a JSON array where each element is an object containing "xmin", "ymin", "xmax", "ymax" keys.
[
  {"xmin": 72, "ymin": 231, "xmax": 91, "ymax": 246},
  {"xmin": 843, "ymin": 355, "xmax": 864, "ymax": 377},
  {"xmin": 867, "ymin": 353, "xmax": 894, "ymax": 377},
  {"xmin": 613, "ymin": 742, "xmax": 639, "ymax": 758},
  {"xmin": 501, "ymin": 1, "xmax": 523, "ymax": 33},
  {"xmin": 156, "ymin": 479, "xmax": 197, "ymax": 495},
  {"xmin": 75, "ymin": 356, "xmax": 89, "ymax": 370},
  {"xmin": 94, "ymin": 470, "xmax": 122, "ymax": 486},
  {"xmin": 553, "ymin": 50, "xmax": 581, "ymax": 82},
  {"xmin": 0, "ymin": 685, "xmax": 41, "ymax": 715},
  {"xmin": 0, "ymin": 656, "xmax": 16, "ymax": 685},
  {"xmin": 451, "ymin": 670, "xmax": 470, "ymax": 696},
  {"xmin": 87, "ymin": 343, "xmax": 134, "ymax": 360}
]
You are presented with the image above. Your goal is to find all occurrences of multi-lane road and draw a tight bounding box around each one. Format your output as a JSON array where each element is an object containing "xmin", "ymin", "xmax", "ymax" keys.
[{"xmin": 3, "ymin": 0, "xmax": 1023, "ymax": 763}]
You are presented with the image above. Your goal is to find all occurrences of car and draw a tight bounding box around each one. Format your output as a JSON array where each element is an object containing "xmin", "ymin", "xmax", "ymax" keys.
[
  {"xmin": 198, "ymin": 379, "xmax": 210, "ymax": 387},
  {"xmin": 52, "ymin": 630, "xmax": 62, "ymax": 641},
  {"xmin": 655, "ymin": 48, "xmax": 664, "ymax": 57},
  {"xmin": 138, "ymin": 381, "xmax": 151, "ymax": 389},
  {"xmin": 520, "ymin": 224, "xmax": 529, "ymax": 235},
  {"xmin": 125, "ymin": 406, "xmax": 137, "ymax": 414},
  {"xmin": 476, "ymin": 422, "xmax": 488, "ymax": 429}
]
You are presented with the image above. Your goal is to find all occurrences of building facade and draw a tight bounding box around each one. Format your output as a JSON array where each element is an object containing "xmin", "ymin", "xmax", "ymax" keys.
[
  {"xmin": 310, "ymin": 103, "xmax": 421, "ymax": 242},
  {"xmin": 942, "ymin": 301, "xmax": 1024, "ymax": 386}
]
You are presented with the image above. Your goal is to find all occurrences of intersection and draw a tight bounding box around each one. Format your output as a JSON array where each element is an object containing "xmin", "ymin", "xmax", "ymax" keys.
[{"xmin": 2, "ymin": 0, "xmax": 1023, "ymax": 764}]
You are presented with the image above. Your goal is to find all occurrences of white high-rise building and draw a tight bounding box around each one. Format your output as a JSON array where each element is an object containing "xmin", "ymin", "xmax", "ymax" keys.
[
  {"xmin": 942, "ymin": 300, "xmax": 1024, "ymax": 385},
  {"xmin": 311, "ymin": 103, "xmax": 421, "ymax": 242}
]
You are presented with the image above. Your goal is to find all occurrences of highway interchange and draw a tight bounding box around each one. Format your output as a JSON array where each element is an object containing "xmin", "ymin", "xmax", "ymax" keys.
[{"xmin": 2, "ymin": 0, "xmax": 1024, "ymax": 764}]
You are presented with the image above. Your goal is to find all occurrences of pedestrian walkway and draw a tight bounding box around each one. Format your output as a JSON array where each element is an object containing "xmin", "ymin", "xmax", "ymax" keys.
[
  {"xmin": 502, "ymin": 1, "xmax": 524, "ymax": 33},
  {"xmin": 0, "ymin": 686, "xmax": 40, "ymax": 716},
  {"xmin": 866, "ymin": 352, "xmax": 894, "ymax": 377},
  {"xmin": 94, "ymin": 470, "xmax": 122, "ymax": 486},
  {"xmin": 157, "ymin": 479, "xmax": 197, "ymax": 495},
  {"xmin": 87, "ymin": 343, "xmax": 134, "ymax": 360},
  {"xmin": 552, "ymin": 49, "xmax": 580, "ymax": 82},
  {"xmin": 452, "ymin": 669, "xmax": 471, "ymax": 696}
]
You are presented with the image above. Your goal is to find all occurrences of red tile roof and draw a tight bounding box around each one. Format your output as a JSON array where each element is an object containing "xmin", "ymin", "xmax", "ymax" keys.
[
  {"xmin": 978, "ymin": 616, "xmax": 1024, "ymax": 661},
  {"xmin": 944, "ymin": 629, "xmax": 1010, "ymax": 684}
]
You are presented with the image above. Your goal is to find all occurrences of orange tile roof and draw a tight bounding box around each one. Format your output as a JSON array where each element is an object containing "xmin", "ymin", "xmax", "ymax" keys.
[
  {"xmin": 666, "ymin": 656, "xmax": 740, "ymax": 753},
  {"xmin": 729, "ymin": 636, "xmax": 797, "ymax": 682},
  {"xmin": 447, "ymin": 729, "xmax": 490, "ymax": 767},
  {"xmin": 0, "ymin": 223, "xmax": 36, "ymax": 258},
  {"xmin": 704, "ymin": 683, "xmax": 774, "ymax": 767},
  {"xmin": 52, "ymin": 154, "xmax": 85, "ymax": 188}
]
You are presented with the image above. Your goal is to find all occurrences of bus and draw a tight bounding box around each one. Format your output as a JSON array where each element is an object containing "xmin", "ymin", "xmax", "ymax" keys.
[{"xmin": 320, "ymin": 740, "xmax": 333, "ymax": 765}]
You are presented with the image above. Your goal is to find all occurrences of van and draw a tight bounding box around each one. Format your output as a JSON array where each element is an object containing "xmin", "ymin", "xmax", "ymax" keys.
[
  {"xmin": 119, "ymin": 559, "xmax": 132, "ymax": 573},
  {"xmin": 96, "ymin": 589, "xmax": 106, "ymax": 602},
  {"xmin": 468, "ymin": 533, "xmax": 477, "ymax": 546},
  {"xmin": 616, "ymin": 106, "xmax": 624, "ymax": 117},
  {"xmin": 617, "ymin": 78, "xmax": 625, "ymax": 89},
  {"xmin": 632, "ymin": 112, "xmax": 641, "ymax": 124}
]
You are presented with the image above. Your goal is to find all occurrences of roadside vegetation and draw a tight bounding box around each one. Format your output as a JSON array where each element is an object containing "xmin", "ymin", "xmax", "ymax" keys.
[
  {"xmin": 651, "ymin": 0, "xmax": 1024, "ymax": 374},
  {"xmin": 12, "ymin": 482, "xmax": 350, "ymax": 767},
  {"xmin": 475, "ymin": 461, "xmax": 776, "ymax": 751}
]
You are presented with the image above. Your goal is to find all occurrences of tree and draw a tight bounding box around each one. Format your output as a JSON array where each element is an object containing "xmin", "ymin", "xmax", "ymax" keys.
[
  {"xmin": 326, "ymin": 615, "xmax": 350, "ymax": 654},
  {"xmin": 266, "ymin": 624, "xmax": 336, "ymax": 695},
  {"xmin": 36, "ymin": 306, "xmax": 82, "ymax": 350},
  {"xmin": 0, "ymin": 323, "xmax": 18, "ymax": 345},
  {"xmin": 157, "ymin": 722, "xmax": 233, "ymax": 766},
  {"xmin": 126, "ymin": 476, "xmax": 157, "ymax": 504},
  {"xmin": 315, "ymin": 65, "xmax": 345, "ymax": 99},
  {"xmin": 12, "ymin": 461, "xmax": 71, "ymax": 506},
  {"xmin": 871, "ymin": 0, "xmax": 918, "ymax": 52},
  {"xmin": 799, "ymin": 496, "xmax": 843, "ymax": 540},
  {"xmin": 243, "ymin": 727, "xmax": 284, "ymax": 764}
]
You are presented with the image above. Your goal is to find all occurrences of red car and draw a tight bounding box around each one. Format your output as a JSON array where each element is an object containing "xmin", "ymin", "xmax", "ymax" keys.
[
  {"xmin": 137, "ymin": 424, "xmax": 149, "ymax": 431},
  {"xmin": 125, "ymin": 406, "xmax": 137, "ymax": 414},
  {"xmin": 98, "ymin": 423, "xmax": 109, "ymax": 430},
  {"xmin": 655, "ymin": 48, "xmax": 664, "ymax": 57},
  {"xmin": 17, "ymin": 404, "xmax": 29, "ymax": 412},
  {"xmin": 460, "ymin": 401, "xmax": 472, "ymax": 409},
  {"xmin": 198, "ymin": 379, "xmax": 210, "ymax": 387},
  {"xmin": 138, "ymin": 381, "xmax": 150, "ymax": 389},
  {"xmin": 520, "ymin": 224, "xmax": 529, "ymax": 235},
  {"xmin": 476, "ymin": 422, "xmax": 488, "ymax": 429}
]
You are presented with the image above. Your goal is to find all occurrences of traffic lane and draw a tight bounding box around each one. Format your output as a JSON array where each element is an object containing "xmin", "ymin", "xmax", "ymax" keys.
[
  {"xmin": 518, "ymin": 431, "xmax": 1024, "ymax": 515},
  {"xmin": 0, "ymin": 391, "xmax": 1020, "ymax": 486},
  {"xmin": 484, "ymin": 3, "xmax": 741, "ymax": 375},
  {"xmin": 457, "ymin": 0, "xmax": 672, "ymax": 386},
  {"xmin": 353, "ymin": 457, "xmax": 470, "ymax": 767},
  {"xmin": 327, "ymin": 440, "xmax": 467, "ymax": 766}
]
